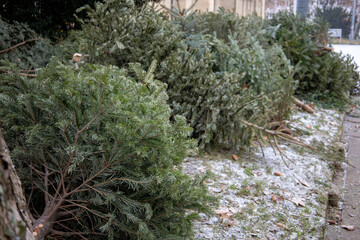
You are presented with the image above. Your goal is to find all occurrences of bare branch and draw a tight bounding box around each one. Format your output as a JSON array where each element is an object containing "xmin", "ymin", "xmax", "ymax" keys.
[
  {"xmin": 0, "ymin": 38, "xmax": 43, "ymax": 54},
  {"xmin": 51, "ymin": 229, "xmax": 106, "ymax": 237},
  {"xmin": 273, "ymin": 135, "xmax": 290, "ymax": 167}
]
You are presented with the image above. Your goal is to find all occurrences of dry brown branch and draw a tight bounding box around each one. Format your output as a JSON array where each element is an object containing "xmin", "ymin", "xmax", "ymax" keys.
[
  {"xmin": 315, "ymin": 46, "xmax": 334, "ymax": 56},
  {"xmin": 19, "ymin": 73, "xmax": 37, "ymax": 77},
  {"xmin": 51, "ymin": 229, "xmax": 106, "ymax": 237},
  {"xmin": 274, "ymin": 135, "xmax": 296, "ymax": 164},
  {"xmin": 20, "ymin": 69, "xmax": 36, "ymax": 73},
  {"xmin": 57, "ymin": 209, "xmax": 79, "ymax": 218},
  {"xmin": 1, "ymin": 69, "xmax": 38, "ymax": 77},
  {"xmin": 0, "ymin": 38, "xmax": 42, "ymax": 54},
  {"xmin": 240, "ymin": 118, "xmax": 317, "ymax": 167},
  {"xmin": 272, "ymin": 135, "xmax": 289, "ymax": 167},
  {"xmin": 50, "ymin": 224, "xmax": 88, "ymax": 240},
  {"xmin": 56, "ymin": 209, "xmax": 87, "ymax": 230},
  {"xmin": 292, "ymin": 96, "xmax": 314, "ymax": 114},
  {"xmin": 241, "ymin": 119, "xmax": 315, "ymax": 149},
  {"xmin": 63, "ymin": 200, "xmax": 109, "ymax": 221}
]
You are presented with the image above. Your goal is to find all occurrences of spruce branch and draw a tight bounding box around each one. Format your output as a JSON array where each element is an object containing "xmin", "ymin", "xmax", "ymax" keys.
[{"xmin": 0, "ymin": 38, "xmax": 43, "ymax": 54}]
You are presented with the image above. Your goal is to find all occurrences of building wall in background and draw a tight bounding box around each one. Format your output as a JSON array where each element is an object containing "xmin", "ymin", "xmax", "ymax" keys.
[
  {"xmin": 265, "ymin": 0, "xmax": 359, "ymax": 17},
  {"xmin": 159, "ymin": 0, "xmax": 265, "ymax": 17}
]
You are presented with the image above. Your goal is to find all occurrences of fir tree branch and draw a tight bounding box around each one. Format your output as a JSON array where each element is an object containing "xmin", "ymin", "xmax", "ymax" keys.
[
  {"xmin": 47, "ymin": 162, "xmax": 110, "ymax": 221},
  {"xmin": 19, "ymin": 73, "xmax": 37, "ymax": 78},
  {"xmin": 51, "ymin": 230, "xmax": 107, "ymax": 237},
  {"xmin": 56, "ymin": 209, "xmax": 86, "ymax": 230},
  {"xmin": 66, "ymin": 163, "xmax": 110, "ymax": 196},
  {"xmin": 84, "ymin": 184, "xmax": 107, "ymax": 196},
  {"xmin": 62, "ymin": 128, "xmax": 71, "ymax": 146},
  {"xmin": 53, "ymin": 106, "xmax": 110, "ymax": 203},
  {"xmin": 50, "ymin": 224, "xmax": 87, "ymax": 240},
  {"xmin": 62, "ymin": 200, "xmax": 109, "ymax": 221},
  {"xmin": 20, "ymin": 69, "xmax": 36, "ymax": 73},
  {"xmin": 93, "ymin": 177, "xmax": 153, "ymax": 188},
  {"xmin": 29, "ymin": 175, "xmax": 55, "ymax": 203},
  {"xmin": 0, "ymin": 38, "xmax": 43, "ymax": 54},
  {"xmin": 16, "ymin": 78, "xmax": 38, "ymax": 123},
  {"xmin": 0, "ymin": 70, "xmax": 37, "ymax": 77},
  {"xmin": 40, "ymin": 148, "xmax": 50, "ymax": 204},
  {"xmin": 44, "ymin": 165, "xmax": 50, "ymax": 204}
]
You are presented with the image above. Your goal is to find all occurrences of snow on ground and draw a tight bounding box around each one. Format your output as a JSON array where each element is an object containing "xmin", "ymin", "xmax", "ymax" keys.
[
  {"xmin": 183, "ymin": 107, "xmax": 343, "ymax": 239},
  {"xmin": 333, "ymin": 44, "xmax": 360, "ymax": 67}
]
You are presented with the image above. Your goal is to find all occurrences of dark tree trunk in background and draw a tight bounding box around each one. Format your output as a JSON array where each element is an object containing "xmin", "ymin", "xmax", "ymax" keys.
[{"xmin": 0, "ymin": 130, "xmax": 34, "ymax": 240}]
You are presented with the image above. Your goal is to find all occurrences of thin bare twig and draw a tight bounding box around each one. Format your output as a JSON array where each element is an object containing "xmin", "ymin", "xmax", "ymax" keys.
[
  {"xmin": 273, "ymin": 135, "xmax": 289, "ymax": 167},
  {"xmin": 0, "ymin": 38, "xmax": 42, "ymax": 54},
  {"xmin": 19, "ymin": 72, "xmax": 37, "ymax": 78},
  {"xmin": 51, "ymin": 229, "xmax": 106, "ymax": 237},
  {"xmin": 1, "ymin": 70, "xmax": 38, "ymax": 78}
]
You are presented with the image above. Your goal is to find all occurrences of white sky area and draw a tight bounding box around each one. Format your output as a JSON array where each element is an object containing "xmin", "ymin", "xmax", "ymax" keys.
[{"xmin": 333, "ymin": 44, "xmax": 360, "ymax": 68}]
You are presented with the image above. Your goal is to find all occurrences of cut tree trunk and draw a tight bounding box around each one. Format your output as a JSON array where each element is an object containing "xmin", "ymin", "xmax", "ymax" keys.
[
  {"xmin": 0, "ymin": 130, "xmax": 34, "ymax": 240},
  {"xmin": 292, "ymin": 96, "xmax": 314, "ymax": 114}
]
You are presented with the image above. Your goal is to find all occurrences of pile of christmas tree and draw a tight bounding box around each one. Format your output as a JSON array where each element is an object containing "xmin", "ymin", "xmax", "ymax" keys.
[{"xmin": 0, "ymin": 0, "xmax": 358, "ymax": 239}]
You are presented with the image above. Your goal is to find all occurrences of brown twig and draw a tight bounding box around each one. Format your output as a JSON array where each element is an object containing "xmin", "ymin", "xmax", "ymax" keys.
[
  {"xmin": 240, "ymin": 119, "xmax": 315, "ymax": 150},
  {"xmin": 19, "ymin": 73, "xmax": 37, "ymax": 77},
  {"xmin": 1, "ymin": 70, "xmax": 38, "ymax": 77},
  {"xmin": 56, "ymin": 209, "xmax": 87, "ymax": 230},
  {"xmin": 241, "ymin": 119, "xmax": 318, "ymax": 167},
  {"xmin": 20, "ymin": 69, "xmax": 36, "ymax": 73},
  {"xmin": 292, "ymin": 96, "xmax": 314, "ymax": 114},
  {"xmin": 63, "ymin": 200, "xmax": 109, "ymax": 221},
  {"xmin": 0, "ymin": 38, "xmax": 42, "ymax": 54},
  {"xmin": 51, "ymin": 229, "xmax": 106, "ymax": 237},
  {"xmin": 50, "ymin": 224, "xmax": 88, "ymax": 240}
]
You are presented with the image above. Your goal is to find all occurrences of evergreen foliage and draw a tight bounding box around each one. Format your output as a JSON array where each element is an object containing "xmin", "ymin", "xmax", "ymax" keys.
[
  {"xmin": 66, "ymin": 0, "xmax": 295, "ymax": 150},
  {"xmin": 0, "ymin": 59, "xmax": 213, "ymax": 239},
  {"xmin": 193, "ymin": 9, "xmax": 267, "ymax": 47},
  {"xmin": 0, "ymin": 19, "xmax": 59, "ymax": 69},
  {"xmin": 1, "ymin": 3, "xmax": 359, "ymax": 239},
  {"xmin": 62, "ymin": 0, "xmax": 180, "ymax": 69},
  {"xmin": 267, "ymin": 11, "xmax": 359, "ymax": 105}
]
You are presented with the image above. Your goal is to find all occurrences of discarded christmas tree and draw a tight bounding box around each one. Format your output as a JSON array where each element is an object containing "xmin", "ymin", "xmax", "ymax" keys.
[{"xmin": 0, "ymin": 59, "xmax": 212, "ymax": 239}]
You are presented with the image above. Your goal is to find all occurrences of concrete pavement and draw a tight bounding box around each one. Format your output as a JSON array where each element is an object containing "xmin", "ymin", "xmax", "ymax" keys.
[{"xmin": 325, "ymin": 97, "xmax": 360, "ymax": 240}]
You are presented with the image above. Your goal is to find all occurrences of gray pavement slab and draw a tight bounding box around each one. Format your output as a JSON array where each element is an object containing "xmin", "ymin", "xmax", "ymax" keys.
[{"xmin": 325, "ymin": 99, "xmax": 360, "ymax": 240}]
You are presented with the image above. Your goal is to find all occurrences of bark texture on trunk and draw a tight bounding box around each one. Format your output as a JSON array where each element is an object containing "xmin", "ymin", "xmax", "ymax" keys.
[{"xmin": 0, "ymin": 130, "xmax": 34, "ymax": 240}]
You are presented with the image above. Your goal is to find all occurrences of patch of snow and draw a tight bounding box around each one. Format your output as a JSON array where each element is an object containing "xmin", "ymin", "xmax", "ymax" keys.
[{"xmin": 183, "ymin": 107, "xmax": 343, "ymax": 239}]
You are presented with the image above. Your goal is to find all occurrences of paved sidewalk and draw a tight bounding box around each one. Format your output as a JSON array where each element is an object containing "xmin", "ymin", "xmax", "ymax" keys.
[{"xmin": 325, "ymin": 98, "xmax": 360, "ymax": 240}]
